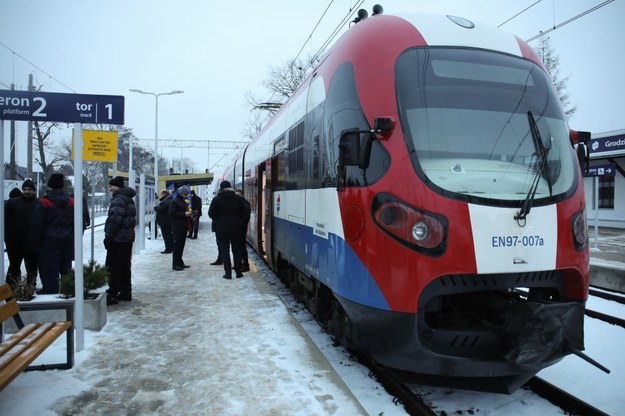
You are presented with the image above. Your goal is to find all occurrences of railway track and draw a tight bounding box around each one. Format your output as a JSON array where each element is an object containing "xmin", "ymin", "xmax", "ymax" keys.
[
  {"xmin": 587, "ymin": 287, "xmax": 625, "ymax": 328},
  {"xmin": 525, "ymin": 377, "xmax": 609, "ymax": 416}
]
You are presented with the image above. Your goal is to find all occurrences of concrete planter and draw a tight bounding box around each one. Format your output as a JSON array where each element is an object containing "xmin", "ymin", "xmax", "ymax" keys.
[
  {"xmin": 6, "ymin": 292, "xmax": 107, "ymax": 332},
  {"xmin": 82, "ymin": 292, "xmax": 107, "ymax": 331}
]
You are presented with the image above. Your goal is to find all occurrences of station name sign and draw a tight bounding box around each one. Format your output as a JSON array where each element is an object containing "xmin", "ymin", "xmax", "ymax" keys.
[
  {"xmin": 0, "ymin": 89, "xmax": 124, "ymax": 125},
  {"xmin": 589, "ymin": 133, "xmax": 625, "ymax": 157}
]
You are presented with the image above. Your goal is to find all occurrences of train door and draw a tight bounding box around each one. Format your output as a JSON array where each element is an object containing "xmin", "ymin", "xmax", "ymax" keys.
[
  {"xmin": 260, "ymin": 158, "xmax": 275, "ymax": 268},
  {"xmin": 256, "ymin": 161, "xmax": 267, "ymax": 258}
]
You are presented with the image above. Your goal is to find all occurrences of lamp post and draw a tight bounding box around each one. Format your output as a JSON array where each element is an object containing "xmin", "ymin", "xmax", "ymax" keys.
[{"xmin": 129, "ymin": 88, "xmax": 183, "ymax": 240}]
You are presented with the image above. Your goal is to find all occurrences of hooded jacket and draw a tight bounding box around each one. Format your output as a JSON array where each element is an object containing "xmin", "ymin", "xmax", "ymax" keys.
[
  {"xmin": 30, "ymin": 189, "xmax": 75, "ymax": 249},
  {"xmin": 156, "ymin": 194, "xmax": 173, "ymax": 227},
  {"xmin": 6, "ymin": 191, "xmax": 39, "ymax": 250},
  {"xmin": 105, "ymin": 187, "xmax": 137, "ymax": 243},
  {"xmin": 169, "ymin": 193, "xmax": 191, "ymax": 233}
]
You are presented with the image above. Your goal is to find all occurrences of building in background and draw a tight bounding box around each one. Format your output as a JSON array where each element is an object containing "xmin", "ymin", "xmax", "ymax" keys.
[{"xmin": 583, "ymin": 129, "xmax": 625, "ymax": 228}]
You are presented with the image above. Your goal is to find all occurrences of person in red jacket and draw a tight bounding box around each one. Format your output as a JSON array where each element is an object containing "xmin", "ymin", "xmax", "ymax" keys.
[{"xmin": 30, "ymin": 173, "xmax": 74, "ymax": 294}]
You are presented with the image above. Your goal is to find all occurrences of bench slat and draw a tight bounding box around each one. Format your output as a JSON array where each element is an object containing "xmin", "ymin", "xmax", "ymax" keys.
[
  {"xmin": 0, "ymin": 299, "xmax": 20, "ymax": 323},
  {"xmin": 0, "ymin": 324, "xmax": 39, "ymax": 357},
  {"xmin": 0, "ymin": 323, "xmax": 55, "ymax": 371},
  {"xmin": 0, "ymin": 322, "xmax": 71, "ymax": 390},
  {"xmin": 0, "ymin": 284, "xmax": 13, "ymax": 301}
]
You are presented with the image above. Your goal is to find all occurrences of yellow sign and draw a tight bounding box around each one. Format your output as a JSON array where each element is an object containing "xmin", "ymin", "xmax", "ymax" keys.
[{"xmin": 72, "ymin": 129, "xmax": 119, "ymax": 162}]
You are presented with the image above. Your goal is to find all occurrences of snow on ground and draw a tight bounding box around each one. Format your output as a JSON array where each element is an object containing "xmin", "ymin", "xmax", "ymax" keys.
[
  {"xmin": 0, "ymin": 215, "xmax": 398, "ymax": 415},
  {"xmin": 1, "ymin": 214, "xmax": 624, "ymax": 415}
]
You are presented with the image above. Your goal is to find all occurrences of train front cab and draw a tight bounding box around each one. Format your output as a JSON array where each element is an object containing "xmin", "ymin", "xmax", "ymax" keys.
[{"xmin": 326, "ymin": 34, "xmax": 591, "ymax": 393}]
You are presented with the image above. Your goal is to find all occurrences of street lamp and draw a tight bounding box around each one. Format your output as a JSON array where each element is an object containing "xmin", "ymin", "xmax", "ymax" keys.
[{"xmin": 129, "ymin": 88, "xmax": 183, "ymax": 239}]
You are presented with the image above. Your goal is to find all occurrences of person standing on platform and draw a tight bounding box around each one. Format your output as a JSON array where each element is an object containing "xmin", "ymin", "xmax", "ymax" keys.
[
  {"xmin": 155, "ymin": 189, "xmax": 174, "ymax": 254},
  {"xmin": 187, "ymin": 190, "xmax": 202, "ymax": 239},
  {"xmin": 5, "ymin": 179, "xmax": 39, "ymax": 289},
  {"xmin": 104, "ymin": 176, "xmax": 137, "ymax": 305},
  {"xmin": 208, "ymin": 181, "xmax": 246, "ymax": 279},
  {"xmin": 169, "ymin": 185, "xmax": 192, "ymax": 271},
  {"xmin": 210, "ymin": 188, "xmax": 224, "ymax": 265},
  {"xmin": 235, "ymin": 189, "xmax": 251, "ymax": 272},
  {"xmin": 30, "ymin": 173, "xmax": 74, "ymax": 294}
]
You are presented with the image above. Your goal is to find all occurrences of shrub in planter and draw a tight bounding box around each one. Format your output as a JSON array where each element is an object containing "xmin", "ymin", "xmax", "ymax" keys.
[
  {"xmin": 60, "ymin": 260, "xmax": 109, "ymax": 299},
  {"xmin": 7, "ymin": 275, "xmax": 36, "ymax": 301}
]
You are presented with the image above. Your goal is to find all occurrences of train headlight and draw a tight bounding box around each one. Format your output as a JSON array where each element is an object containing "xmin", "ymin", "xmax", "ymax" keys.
[
  {"xmin": 412, "ymin": 221, "xmax": 429, "ymax": 241},
  {"xmin": 572, "ymin": 209, "xmax": 588, "ymax": 251},
  {"xmin": 372, "ymin": 193, "xmax": 448, "ymax": 256}
]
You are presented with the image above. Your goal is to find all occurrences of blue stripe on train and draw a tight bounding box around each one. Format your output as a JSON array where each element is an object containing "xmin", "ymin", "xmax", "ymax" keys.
[{"xmin": 273, "ymin": 217, "xmax": 391, "ymax": 311}]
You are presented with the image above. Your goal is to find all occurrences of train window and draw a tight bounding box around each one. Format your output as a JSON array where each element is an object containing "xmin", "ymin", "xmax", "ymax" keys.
[
  {"xmin": 396, "ymin": 48, "xmax": 577, "ymax": 206},
  {"xmin": 324, "ymin": 62, "xmax": 389, "ymax": 188},
  {"xmin": 287, "ymin": 121, "xmax": 305, "ymax": 189},
  {"xmin": 274, "ymin": 136, "xmax": 286, "ymax": 191}
]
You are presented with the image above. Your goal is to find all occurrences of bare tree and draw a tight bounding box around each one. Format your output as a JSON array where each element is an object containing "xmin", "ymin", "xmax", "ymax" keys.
[
  {"xmin": 240, "ymin": 115, "xmax": 265, "ymax": 141},
  {"xmin": 263, "ymin": 58, "xmax": 311, "ymax": 101},
  {"xmin": 170, "ymin": 156, "xmax": 196, "ymax": 174},
  {"xmin": 535, "ymin": 37, "xmax": 577, "ymax": 119},
  {"xmin": 33, "ymin": 119, "xmax": 63, "ymax": 180},
  {"xmin": 244, "ymin": 55, "xmax": 319, "ymax": 139}
]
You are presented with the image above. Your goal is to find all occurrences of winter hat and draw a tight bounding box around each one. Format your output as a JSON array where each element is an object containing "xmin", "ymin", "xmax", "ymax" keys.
[
  {"xmin": 47, "ymin": 173, "xmax": 65, "ymax": 189},
  {"xmin": 109, "ymin": 176, "xmax": 125, "ymax": 188},
  {"xmin": 22, "ymin": 179, "xmax": 36, "ymax": 190},
  {"xmin": 9, "ymin": 187, "xmax": 22, "ymax": 198},
  {"xmin": 178, "ymin": 186, "xmax": 190, "ymax": 196},
  {"xmin": 220, "ymin": 180, "xmax": 231, "ymax": 189}
]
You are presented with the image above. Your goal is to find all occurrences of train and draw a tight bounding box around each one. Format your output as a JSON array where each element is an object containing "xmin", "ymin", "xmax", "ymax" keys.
[{"xmin": 216, "ymin": 7, "xmax": 596, "ymax": 393}]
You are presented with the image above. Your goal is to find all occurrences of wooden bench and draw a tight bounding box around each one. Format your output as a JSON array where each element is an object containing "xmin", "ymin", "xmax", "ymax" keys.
[{"xmin": 0, "ymin": 283, "xmax": 74, "ymax": 391}]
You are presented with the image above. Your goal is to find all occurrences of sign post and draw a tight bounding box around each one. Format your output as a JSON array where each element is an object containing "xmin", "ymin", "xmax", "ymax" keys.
[
  {"xmin": 0, "ymin": 89, "xmax": 124, "ymax": 352},
  {"xmin": 583, "ymin": 163, "xmax": 616, "ymax": 250}
]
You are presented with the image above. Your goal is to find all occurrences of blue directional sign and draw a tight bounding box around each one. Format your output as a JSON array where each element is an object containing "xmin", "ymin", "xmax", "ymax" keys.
[
  {"xmin": 583, "ymin": 163, "xmax": 617, "ymax": 177},
  {"xmin": 0, "ymin": 89, "xmax": 124, "ymax": 125}
]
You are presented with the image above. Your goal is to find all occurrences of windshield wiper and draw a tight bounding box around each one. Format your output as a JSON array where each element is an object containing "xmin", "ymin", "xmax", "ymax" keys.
[{"xmin": 514, "ymin": 111, "xmax": 552, "ymax": 222}]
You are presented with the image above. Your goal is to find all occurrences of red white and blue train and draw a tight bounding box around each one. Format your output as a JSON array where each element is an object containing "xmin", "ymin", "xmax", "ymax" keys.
[{"xmin": 218, "ymin": 8, "xmax": 594, "ymax": 392}]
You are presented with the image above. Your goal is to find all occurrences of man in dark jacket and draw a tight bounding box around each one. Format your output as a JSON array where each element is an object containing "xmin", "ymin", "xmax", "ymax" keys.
[
  {"xmin": 30, "ymin": 173, "xmax": 74, "ymax": 294},
  {"xmin": 208, "ymin": 181, "xmax": 247, "ymax": 279},
  {"xmin": 155, "ymin": 189, "xmax": 174, "ymax": 254},
  {"xmin": 169, "ymin": 185, "xmax": 192, "ymax": 271},
  {"xmin": 187, "ymin": 190, "xmax": 202, "ymax": 239},
  {"xmin": 235, "ymin": 189, "xmax": 251, "ymax": 272},
  {"xmin": 5, "ymin": 179, "xmax": 39, "ymax": 288},
  {"xmin": 104, "ymin": 176, "xmax": 137, "ymax": 305}
]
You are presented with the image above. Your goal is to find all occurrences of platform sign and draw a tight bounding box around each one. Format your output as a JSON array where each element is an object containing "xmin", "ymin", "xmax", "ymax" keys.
[
  {"xmin": 0, "ymin": 89, "xmax": 124, "ymax": 124},
  {"xmin": 72, "ymin": 129, "xmax": 118, "ymax": 162},
  {"xmin": 583, "ymin": 163, "xmax": 617, "ymax": 177}
]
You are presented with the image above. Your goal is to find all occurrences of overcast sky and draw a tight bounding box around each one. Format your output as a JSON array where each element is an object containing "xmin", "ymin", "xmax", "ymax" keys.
[{"xmin": 1, "ymin": 0, "xmax": 623, "ymax": 174}]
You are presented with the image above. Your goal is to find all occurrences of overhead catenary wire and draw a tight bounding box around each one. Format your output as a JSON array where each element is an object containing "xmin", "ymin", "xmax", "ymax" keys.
[
  {"xmin": 525, "ymin": 0, "xmax": 614, "ymax": 42},
  {"xmin": 498, "ymin": 0, "xmax": 542, "ymax": 27},
  {"xmin": 252, "ymin": 0, "xmax": 366, "ymax": 132},
  {"xmin": 0, "ymin": 40, "xmax": 75, "ymax": 93}
]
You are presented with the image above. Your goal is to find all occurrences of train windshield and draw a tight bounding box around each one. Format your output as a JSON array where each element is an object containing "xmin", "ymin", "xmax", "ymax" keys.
[{"xmin": 396, "ymin": 48, "xmax": 577, "ymax": 205}]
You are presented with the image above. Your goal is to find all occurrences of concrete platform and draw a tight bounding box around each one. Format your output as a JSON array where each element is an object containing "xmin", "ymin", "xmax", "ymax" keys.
[{"xmin": 589, "ymin": 227, "xmax": 625, "ymax": 292}]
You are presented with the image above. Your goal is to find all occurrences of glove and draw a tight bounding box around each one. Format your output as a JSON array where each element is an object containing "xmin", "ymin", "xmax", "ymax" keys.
[{"xmin": 104, "ymin": 238, "xmax": 110, "ymax": 250}]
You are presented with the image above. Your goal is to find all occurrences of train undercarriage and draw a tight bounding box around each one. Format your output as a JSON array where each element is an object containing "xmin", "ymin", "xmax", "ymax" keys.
[{"xmin": 274, "ymin": 254, "xmax": 586, "ymax": 393}]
